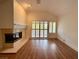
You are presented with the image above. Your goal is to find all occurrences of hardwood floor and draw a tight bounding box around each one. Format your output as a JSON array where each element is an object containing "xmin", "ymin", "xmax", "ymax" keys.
[{"xmin": 16, "ymin": 38, "xmax": 78, "ymax": 59}]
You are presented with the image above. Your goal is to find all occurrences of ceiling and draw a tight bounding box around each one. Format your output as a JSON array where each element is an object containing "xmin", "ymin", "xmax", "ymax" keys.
[{"xmin": 17, "ymin": 0, "xmax": 77, "ymax": 16}]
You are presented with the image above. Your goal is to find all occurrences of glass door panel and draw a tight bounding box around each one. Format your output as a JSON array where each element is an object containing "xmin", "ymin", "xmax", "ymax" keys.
[
  {"xmin": 40, "ymin": 21, "xmax": 44, "ymax": 29},
  {"xmin": 36, "ymin": 21, "xmax": 39, "ymax": 29},
  {"xmin": 36, "ymin": 30, "xmax": 39, "ymax": 37},
  {"xmin": 44, "ymin": 22, "xmax": 48, "ymax": 29},
  {"xmin": 32, "ymin": 30, "xmax": 35, "ymax": 37},
  {"xmin": 44, "ymin": 30, "xmax": 47, "ymax": 37},
  {"xmin": 32, "ymin": 24, "xmax": 35, "ymax": 29},
  {"xmin": 40, "ymin": 30, "xmax": 43, "ymax": 37}
]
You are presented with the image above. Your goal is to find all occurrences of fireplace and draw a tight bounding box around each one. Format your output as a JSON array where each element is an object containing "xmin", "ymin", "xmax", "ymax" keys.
[{"xmin": 5, "ymin": 32, "xmax": 22, "ymax": 43}]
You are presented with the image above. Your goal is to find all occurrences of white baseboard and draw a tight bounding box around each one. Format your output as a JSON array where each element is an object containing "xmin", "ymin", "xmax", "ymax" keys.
[{"xmin": 57, "ymin": 35, "xmax": 78, "ymax": 52}]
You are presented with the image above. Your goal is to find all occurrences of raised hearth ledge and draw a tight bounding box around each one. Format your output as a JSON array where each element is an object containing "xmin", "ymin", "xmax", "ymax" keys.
[{"xmin": 0, "ymin": 38, "xmax": 29, "ymax": 53}]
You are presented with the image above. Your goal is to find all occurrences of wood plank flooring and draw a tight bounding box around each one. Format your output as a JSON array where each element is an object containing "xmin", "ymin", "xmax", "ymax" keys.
[{"xmin": 16, "ymin": 38, "xmax": 78, "ymax": 59}]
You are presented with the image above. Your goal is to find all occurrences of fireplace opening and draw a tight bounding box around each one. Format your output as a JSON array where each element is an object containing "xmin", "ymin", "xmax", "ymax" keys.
[{"xmin": 5, "ymin": 32, "xmax": 22, "ymax": 43}]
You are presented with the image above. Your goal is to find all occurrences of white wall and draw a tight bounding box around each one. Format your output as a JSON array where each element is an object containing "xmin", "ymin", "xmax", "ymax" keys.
[
  {"xmin": 57, "ymin": 0, "xmax": 78, "ymax": 51},
  {"xmin": 0, "ymin": 0, "xmax": 13, "ymax": 28},
  {"xmin": 14, "ymin": 0, "xmax": 28, "ymax": 39},
  {"xmin": 14, "ymin": 0, "xmax": 27, "ymax": 25}
]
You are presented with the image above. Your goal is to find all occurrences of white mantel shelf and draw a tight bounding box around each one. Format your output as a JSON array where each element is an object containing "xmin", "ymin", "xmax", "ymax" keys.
[{"xmin": 0, "ymin": 38, "xmax": 29, "ymax": 53}]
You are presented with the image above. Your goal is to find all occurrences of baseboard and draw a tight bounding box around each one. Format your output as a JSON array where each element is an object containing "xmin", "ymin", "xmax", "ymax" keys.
[{"xmin": 57, "ymin": 35, "xmax": 78, "ymax": 52}]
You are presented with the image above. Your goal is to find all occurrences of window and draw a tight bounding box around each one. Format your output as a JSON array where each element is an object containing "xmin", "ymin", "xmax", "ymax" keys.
[
  {"xmin": 49, "ymin": 22, "xmax": 53, "ymax": 33},
  {"xmin": 53, "ymin": 22, "xmax": 56, "ymax": 33},
  {"xmin": 49, "ymin": 21, "xmax": 56, "ymax": 33}
]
